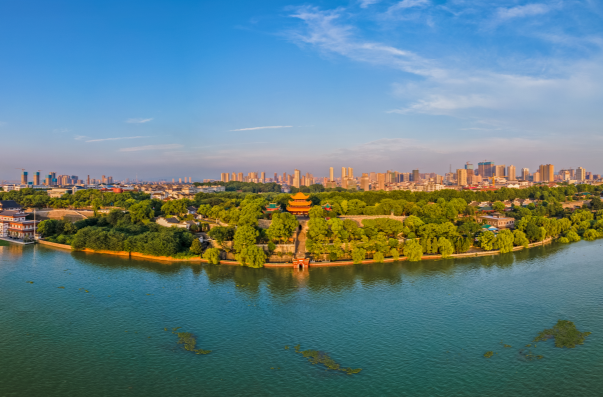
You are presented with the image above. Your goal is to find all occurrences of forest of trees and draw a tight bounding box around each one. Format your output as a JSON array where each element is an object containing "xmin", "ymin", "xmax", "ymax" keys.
[{"xmin": 24, "ymin": 183, "xmax": 603, "ymax": 267}]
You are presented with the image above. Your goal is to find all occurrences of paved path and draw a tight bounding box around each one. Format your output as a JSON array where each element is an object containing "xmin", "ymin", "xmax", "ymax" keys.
[{"xmin": 294, "ymin": 220, "xmax": 309, "ymax": 258}]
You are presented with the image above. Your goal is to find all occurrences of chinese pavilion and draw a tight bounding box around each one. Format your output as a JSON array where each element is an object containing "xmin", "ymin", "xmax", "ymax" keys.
[
  {"xmin": 286, "ymin": 192, "xmax": 312, "ymax": 216},
  {"xmin": 265, "ymin": 203, "xmax": 280, "ymax": 213},
  {"xmin": 321, "ymin": 203, "xmax": 333, "ymax": 212}
]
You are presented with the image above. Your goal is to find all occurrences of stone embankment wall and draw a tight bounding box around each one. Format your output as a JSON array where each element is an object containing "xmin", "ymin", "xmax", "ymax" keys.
[{"xmin": 37, "ymin": 236, "xmax": 555, "ymax": 267}]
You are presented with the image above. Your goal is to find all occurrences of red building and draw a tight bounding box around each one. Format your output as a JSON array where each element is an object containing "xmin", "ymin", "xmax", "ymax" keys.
[
  {"xmin": 0, "ymin": 205, "xmax": 39, "ymax": 240},
  {"xmin": 286, "ymin": 192, "xmax": 312, "ymax": 216}
]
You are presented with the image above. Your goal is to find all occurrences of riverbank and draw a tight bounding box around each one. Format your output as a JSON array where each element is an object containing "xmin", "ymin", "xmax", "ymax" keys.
[{"xmin": 37, "ymin": 237, "xmax": 554, "ymax": 267}]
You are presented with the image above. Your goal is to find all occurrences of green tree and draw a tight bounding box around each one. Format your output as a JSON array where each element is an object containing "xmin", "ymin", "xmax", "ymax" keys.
[
  {"xmin": 129, "ymin": 201, "xmax": 154, "ymax": 223},
  {"xmin": 438, "ymin": 237, "xmax": 454, "ymax": 258},
  {"xmin": 478, "ymin": 231, "xmax": 496, "ymax": 250},
  {"xmin": 492, "ymin": 201, "xmax": 506, "ymax": 212},
  {"xmin": 513, "ymin": 230, "xmax": 530, "ymax": 248},
  {"xmin": 233, "ymin": 225, "xmax": 259, "ymax": 252},
  {"xmin": 390, "ymin": 247, "xmax": 400, "ymax": 260},
  {"xmin": 566, "ymin": 230, "xmax": 581, "ymax": 242},
  {"xmin": 403, "ymin": 239, "xmax": 423, "ymax": 262},
  {"xmin": 493, "ymin": 229, "xmax": 514, "ymax": 253},
  {"xmin": 235, "ymin": 245, "xmax": 266, "ymax": 268},
  {"xmin": 202, "ymin": 247, "xmax": 221, "ymax": 264},
  {"xmin": 190, "ymin": 239, "xmax": 204, "ymax": 255},
  {"xmin": 351, "ymin": 247, "xmax": 366, "ymax": 264},
  {"xmin": 373, "ymin": 251, "xmax": 384, "ymax": 263},
  {"xmin": 583, "ymin": 229, "xmax": 599, "ymax": 241}
]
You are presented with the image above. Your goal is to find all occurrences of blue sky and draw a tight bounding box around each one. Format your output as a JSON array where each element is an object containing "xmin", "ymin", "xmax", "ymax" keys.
[{"xmin": 1, "ymin": 0, "xmax": 602, "ymax": 181}]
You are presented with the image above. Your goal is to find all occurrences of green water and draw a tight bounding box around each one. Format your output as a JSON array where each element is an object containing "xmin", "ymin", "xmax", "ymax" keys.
[{"xmin": 1, "ymin": 241, "xmax": 602, "ymax": 396}]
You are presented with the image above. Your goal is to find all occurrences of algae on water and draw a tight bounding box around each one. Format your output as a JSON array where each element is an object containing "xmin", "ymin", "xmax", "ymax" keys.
[
  {"xmin": 173, "ymin": 331, "xmax": 211, "ymax": 355},
  {"xmin": 292, "ymin": 344, "xmax": 362, "ymax": 375},
  {"xmin": 533, "ymin": 320, "xmax": 591, "ymax": 348}
]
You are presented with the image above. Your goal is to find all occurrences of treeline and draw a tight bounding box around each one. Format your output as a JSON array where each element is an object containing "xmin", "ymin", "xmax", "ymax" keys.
[
  {"xmin": 194, "ymin": 181, "xmax": 281, "ymax": 193},
  {"xmin": 305, "ymin": 201, "xmax": 603, "ymax": 263},
  {"xmin": 39, "ymin": 210, "xmax": 196, "ymax": 258},
  {"xmin": 0, "ymin": 188, "xmax": 152, "ymax": 209}
]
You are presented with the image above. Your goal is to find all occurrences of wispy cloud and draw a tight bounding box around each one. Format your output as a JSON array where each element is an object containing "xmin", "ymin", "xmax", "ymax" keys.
[
  {"xmin": 388, "ymin": 0, "xmax": 430, "ymax": 13},
  {"xmin": 74, "ymin": 135, "xmax": 87, "ymax": 140},
  {"xmin": 229, "ymin": 125, "xmax": 293, "ymax": 131},
  {"xmin": 497, "ymin": 3, "xmax": 551, "ymax": 19},
  {"xmin": 125, "ymin": 118, "xmax": 153, "ymax": 124},
  {"xmin": 86, "ymin": 136, "xmax": 149, "ymax": 143},
  {"xmin": 53, "ymin": 128, "xmax": 69, "ymax": 133},
  {"xmin": 359, "ymin": 0, "xmax": 381, "ymax": 8},
  {"xmin": 119, "ymin": 144, "xmax": 182, "ymax": 152}
]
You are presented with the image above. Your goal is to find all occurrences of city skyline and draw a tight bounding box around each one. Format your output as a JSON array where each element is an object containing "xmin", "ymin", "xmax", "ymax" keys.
[{"xmin": 1, "ymin": 0, "xmax": 603, "ymax": 179}]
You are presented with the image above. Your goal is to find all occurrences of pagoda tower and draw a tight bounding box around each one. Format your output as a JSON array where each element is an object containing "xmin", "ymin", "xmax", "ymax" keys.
[{"xmin": 286, "ymin": 192, "xmax": 312, "ymax": 215}]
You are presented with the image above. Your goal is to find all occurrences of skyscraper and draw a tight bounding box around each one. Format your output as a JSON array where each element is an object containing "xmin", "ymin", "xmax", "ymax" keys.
[
  {"xmin": 538, "ymin": 164, "xmax": 554, "ymax": 182},
  {"xmin": 412, "ymin": 170, "xmax": 420, "ymax": 182},
  {"xmin": 33, "ymin": 171, "xmax": 40, "ymax": 185},
  {"xmin": 521, "ymin": 168, "xmax": 529, "ymax": 180},
  {"xmin": 87, "ymin": 175, "xmax": 90, "ymax": 185},
  {"xmin": 341, "ymin": 167, "xmax": 347, "ymax": 180},
  {"xmin": 348, "ymin": 167, "xmax": 353, "ymax": 179},
  {"xmin": 576, "ymin": 167, "xmax": 586, "ymax": 181},
  {"xmin": 456, "ymin": 169, "xmax": 467, "ymax": 186},
  {"xmin": 293, "ymin": 169, "xmax": 300, "ymax": 188},
  {"xmin": 478, "ymin": 161, "xmax": 495, "ymax": 177},
  {"xmin": 21, "ymin": 171, "xmax": 28, "ymax": 185},
  {"xmin": 377, "ymin": 173, "xmax": 386, "ymax": 190},
  {"xmin": 360, "ymin": 173, "xmax": 369, "ymax": 191},
  {"xmin": 329, "ymin": 167, "xmax": 334, "ymax": 181},
  {"xmin": 507, "ymin": 165, "xmax": 516, "ymax": 181},
  {"xmin": 261, "ymin": 172, "xmax": 265, "ymax": 183}
]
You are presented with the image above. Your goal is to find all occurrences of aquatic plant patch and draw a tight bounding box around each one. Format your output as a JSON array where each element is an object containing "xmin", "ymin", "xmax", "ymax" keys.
[
  {"xmin": 169, "ymin": 327, "xmax": 211, "ymax": 355},
  {"xmin": 533, "ymin": 320, "xmax": 591, "ymax": 348},
  {"xmin": 292, "ymin": 344, "xmax": 362, "ymax": 375}
]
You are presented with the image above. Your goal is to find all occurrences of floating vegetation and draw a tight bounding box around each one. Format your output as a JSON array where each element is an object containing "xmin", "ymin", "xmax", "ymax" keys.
[
  {"xmin": 173, "ymin": 330, "xmax": 211, "ymax": 355},
  {"xmin": 292, "ymin": 345, "xmax": 362, "ymax": 375},
  {"xmin": 57, "ymin": 286, "xmax": 65, "ymax": 289},
  {"xmin": 503, "ymin": 344, "xmax": 512, "ymax": 348},
  {"xmin": 533, "ymin": 320, "xmax": 591, "ymax": 348},
  {"xmin": 284, "ymin": 345, "xmax": 290, "ymax": 350},
  {"xmin": 26, "ymin": 281, "xmax": 34, "ymax": 284},
  {"xmin": 484, "ymin": 351, "xmax": 494, "ymax": 358}
]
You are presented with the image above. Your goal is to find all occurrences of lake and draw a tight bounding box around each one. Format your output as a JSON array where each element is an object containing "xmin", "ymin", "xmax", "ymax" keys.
[{"xmin": 1, "ymin": 241, "xmax": 602, "ymax": 396}]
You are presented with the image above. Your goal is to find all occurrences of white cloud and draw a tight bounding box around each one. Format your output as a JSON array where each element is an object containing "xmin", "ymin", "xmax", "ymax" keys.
[
  {"xmin": 86, "ymin": 136, "xmax": 149, "ymax": 143},
  {"xmin": 388, "ymin": 0, "xmax": 430, "ymax": 13},
  {"xmin": 125, "ymin": 118, "xmax": 153, "ymax": 124},
  {"xmin": 359, "ymin": 0, "xmax": 381, "ymax": 8},
  {"xmin": 229, "ymin": 125, "xmax": 293, "ymax": 131},
  {"xmin": 119, "ymin": 144, "xmax": 183, "ymax": 152},
  {"xmin": 288, "ymin": 6, "xmax": 444, "ymax": 78},
  {"xmin": 74, "ymin": 135, "xmax": 87, "ymax": 140},
  {"xmin": 497, "ymin": 3, "xmax": 550, "ymax": 19}
]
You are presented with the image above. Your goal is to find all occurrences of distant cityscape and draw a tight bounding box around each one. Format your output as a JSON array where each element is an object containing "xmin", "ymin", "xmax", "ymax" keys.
[
  {"xmin": 219, "ymin": 161, "xmax": 599, "ymax": 192},
  {"xmin": 2, "ymin": 161, "xmax": 601, "ymax": 195}
]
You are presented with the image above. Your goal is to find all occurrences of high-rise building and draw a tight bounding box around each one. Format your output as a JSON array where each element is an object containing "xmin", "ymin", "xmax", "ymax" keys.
[
  {"xmin": 33, "ymin": 172, "xmax": 40, "ymax": 185},
  {"xmin": 107, "ymin": 176, "xmax": 113, "ymax": 184},
  {"xmin": 464, "ymin": 162, "xmax": 474, "ymax": 173},
  {"xmin": 456, "ymin": 169, "xmax": 467, "ymax": 186},
  {"xmin": 478, "ymin": 161, "xmax": 495, "ymax": 177},
  {"xmin": 348, "ymin": 167, "xmax": 353, "ymax": 179},
  {"xmin": 521, "ymin": 168, "xmax": 529, "ymax": 180},
  {"xmin": 329, "ymin": 167, "xmax": 334, "ymax": 181},
  {"xmin": 341, "ymin": 167, "xmax": 347, "ymax": 180},
  {"xmin": 360, "ymin": 173, "xmax": 369, "ymax": 191},
  {"xmin": 261, "ymin": 172, "xmax": 265, "ymax": 183},
  {"xmin": 533, "ymin": 171, "xmax": 541, "ymax": 182},
  {"xmin": 377, "ymin": 173, "xmax": 386, "ymax": 190},
  {"xmin": 507, "ymin": 165, "xmax": 516, "ymax": 181},
  {"xmin": 369, "ymin": 172, "xmax": 376, "ymax": 181},
  {"xmin": 538, "ymin": 164, "xmax": 554, "ymax": 182},
  {"xmin": 494, "ymin": 165, "xmax": 506, "ymax": 177},
  {"xmin": 87, "ymin": 175, "xmax": 90, "ymax": 185},
  {"xmin": 400, "ymin": 172, "xmax": 410, "ymax": 182},
  {"xmin": 576, "ymin": 167, "xmax": 586, "ymax": 181},
  {"xmin": 293, "ymin": 169, "xmax": 301, "ymax": 188},
  {"xmin": 21, "ymin": 171, "xmax": 28, "ymax": 185},
  {"xmin": 412, "ymin": 169, "xmax": 420, "ymax": 182}
]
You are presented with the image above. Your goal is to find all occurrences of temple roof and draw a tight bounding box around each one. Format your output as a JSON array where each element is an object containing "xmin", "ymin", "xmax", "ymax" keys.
[{"xmin": 290, "ymin": 192, "xmax": 309, "ymax": 200}]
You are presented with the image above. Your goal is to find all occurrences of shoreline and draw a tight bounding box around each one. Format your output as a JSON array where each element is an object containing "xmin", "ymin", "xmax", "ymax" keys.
[{"xmin": 35, "ymin": 237, "xmax": 554, "ymax": 267}]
